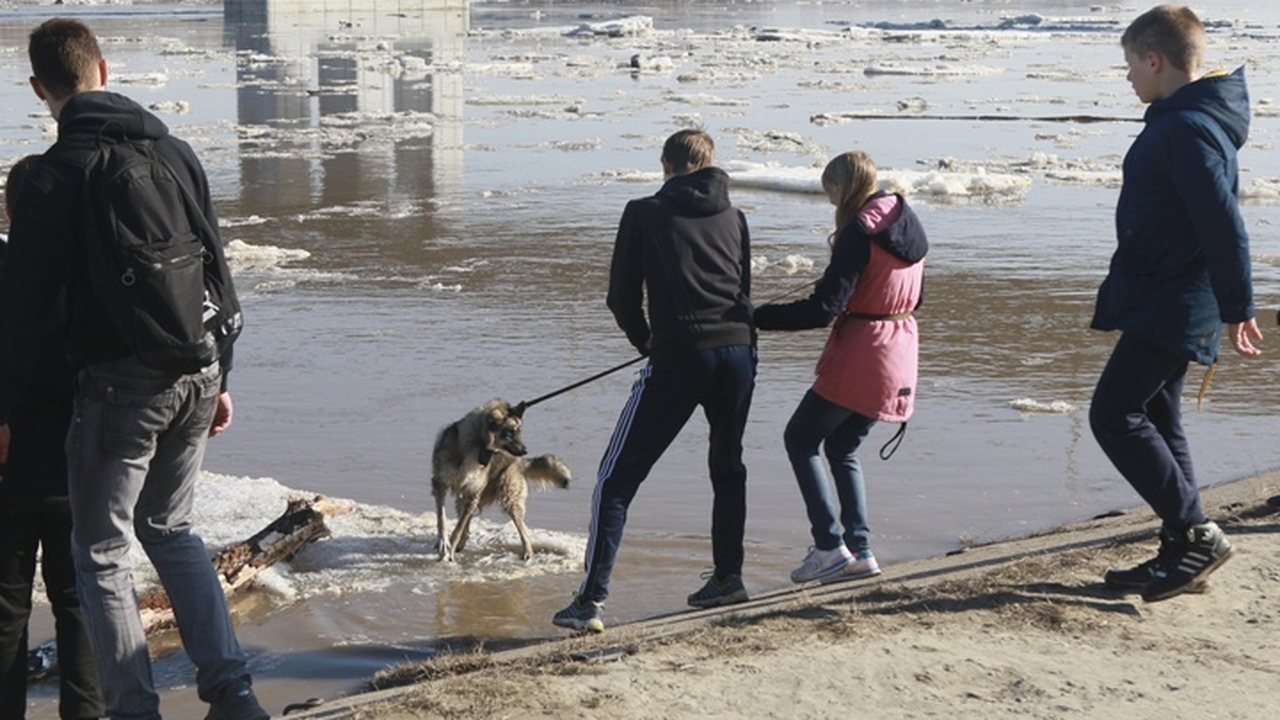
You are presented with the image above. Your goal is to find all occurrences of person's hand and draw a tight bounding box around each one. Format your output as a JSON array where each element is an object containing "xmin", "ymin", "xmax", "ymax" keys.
[
  {"xmin": 209, "ymin": 392, "xmax": 234, "ymax": 437},
  {"xmin": 1226, "ymin": 318, "xmax": 1263, "ymax": 358}
]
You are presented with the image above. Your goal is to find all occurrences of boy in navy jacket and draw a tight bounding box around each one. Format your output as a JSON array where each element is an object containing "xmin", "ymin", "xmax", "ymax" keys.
[{"xmin": 1090, "ymin": 4, "xmax": 1262, "ymax": 602}]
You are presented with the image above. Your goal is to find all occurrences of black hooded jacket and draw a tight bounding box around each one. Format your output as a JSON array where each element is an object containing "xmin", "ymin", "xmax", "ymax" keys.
[
  {"xmin": 606, "ymin": 167, "xmax": 755, "ymax": 362},
  {"xmin": 0, "ymin": 90, "xmax": 229, "ymax": 424}
]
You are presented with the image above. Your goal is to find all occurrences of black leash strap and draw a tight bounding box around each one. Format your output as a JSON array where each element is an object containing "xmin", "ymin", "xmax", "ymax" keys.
[
  {"xmin": 512, "ymin": 276, "xmax": 825, "ymax": 416},
  {"xmin": 515, "ymin": 355, "xmax": 646, "ymax": 415},
  {"xmin": 879, "ymin": 422, "xmax": 907, "ymax": 461}
]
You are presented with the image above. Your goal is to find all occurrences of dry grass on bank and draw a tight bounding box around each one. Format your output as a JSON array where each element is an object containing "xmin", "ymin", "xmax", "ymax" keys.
[{"xmin": 346, "ymin": 495, "xmax": 1280, "ymax": 719}]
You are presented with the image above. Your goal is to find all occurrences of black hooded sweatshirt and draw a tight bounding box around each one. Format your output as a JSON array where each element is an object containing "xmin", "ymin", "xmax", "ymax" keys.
[
  {"xmin": 606, "ymin": 166, "xmax": 755, "ymax": 363},
  {"xmin": 0, "ymin": 90, "xmax": 230, "ymax": 425}
]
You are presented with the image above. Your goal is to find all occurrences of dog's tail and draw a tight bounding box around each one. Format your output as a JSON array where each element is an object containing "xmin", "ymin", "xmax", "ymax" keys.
[{"xmin": 521, "ymin": 455, "xmax": 571, "ymax": 490}]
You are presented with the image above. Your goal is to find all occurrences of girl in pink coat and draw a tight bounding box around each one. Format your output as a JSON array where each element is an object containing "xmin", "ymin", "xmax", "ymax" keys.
[{"xmin": 754, "ymin": 151, "xmax": 928, "ymax": 584}]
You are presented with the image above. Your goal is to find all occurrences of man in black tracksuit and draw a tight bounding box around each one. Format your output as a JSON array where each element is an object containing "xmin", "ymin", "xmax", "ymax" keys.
[{"xmin": 553, "ymin": 130, "xmax": 756, "ymax": 632}]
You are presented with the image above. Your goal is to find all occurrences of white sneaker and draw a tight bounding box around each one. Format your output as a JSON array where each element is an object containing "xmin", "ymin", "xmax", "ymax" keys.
[
  {"xmin": 843, "ymin": 550, "xmax": 881, "ymax": 580},
  {"xmin": 791, "ymin": 545, "xmax": 854, "ymax": 583}
]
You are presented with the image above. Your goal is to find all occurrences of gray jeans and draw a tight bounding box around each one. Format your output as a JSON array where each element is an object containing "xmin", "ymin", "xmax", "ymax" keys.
[{"xmin": 66, "ymin": 358, "xmax": 247, "ymax": 719}]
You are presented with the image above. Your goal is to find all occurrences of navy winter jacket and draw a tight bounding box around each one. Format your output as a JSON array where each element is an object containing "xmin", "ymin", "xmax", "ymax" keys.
[{"xmin": 1091, "ymin": 67, "xmax": 1254, "ymax": 365}]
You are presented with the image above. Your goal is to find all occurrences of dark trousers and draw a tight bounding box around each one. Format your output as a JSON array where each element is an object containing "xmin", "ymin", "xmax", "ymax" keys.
[
  {"xmin": 0, "ymin": 496, "xmax": 104, "ymax": 720},
  {"xmin": 578, "ymin": 345, "xmax": 756, "ymax": 602},
  {"xmin": 1089, "ymin": 333, "xmax": 1206, "ymax": 530}
]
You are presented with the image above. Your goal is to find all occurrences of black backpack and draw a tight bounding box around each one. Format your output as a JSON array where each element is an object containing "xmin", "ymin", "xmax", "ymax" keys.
[{"xmin": 71, "ymin": 130, "xmax": 242, "ymax": 374}]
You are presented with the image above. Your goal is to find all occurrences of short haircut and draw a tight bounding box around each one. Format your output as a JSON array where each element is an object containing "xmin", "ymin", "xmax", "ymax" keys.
[
  {"xmin": 29, "ymin": 18, "xmax": 102, "ymax": 100},
  {"xmin": 5, "ymin": 155, "xmax": 40, "ymax": 220},
  {"xmin": 662, "ymin": 129, "xmax": 715, "ymax": 174},
  {"xmin": 1121, "ymin": 4, "xmax": 1204, "ymax": 73}
]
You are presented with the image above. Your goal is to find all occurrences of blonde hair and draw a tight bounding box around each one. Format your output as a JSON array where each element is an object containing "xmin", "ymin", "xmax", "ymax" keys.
[
  {"xmin": 662, "ymin": 129, "xmax": 715, "ymax": 175},
  {"xmin": 1121, "ymin": 4, "xmax": 1204, "ymax": 73},
  {"xmin": 821, "ymin": 151, "xmax": 879, "ymax": 246}
]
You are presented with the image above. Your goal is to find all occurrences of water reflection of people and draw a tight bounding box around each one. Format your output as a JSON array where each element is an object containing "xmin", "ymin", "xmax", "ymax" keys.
[{"xmin": 226, "ymin": 0, "xmax": 466, "ymax": 218}]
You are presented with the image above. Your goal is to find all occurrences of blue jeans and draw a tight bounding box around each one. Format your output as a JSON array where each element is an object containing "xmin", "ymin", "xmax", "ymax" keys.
[
  {"xmin": 1089, "ymin": 333, "xmax": 1205, "ymax": 529},
  {"xmin": 578, "ymin": 345, "xmax": 756, "ymax": 602},
  {"xmin": 783, "ymin": 389, "xmax": 877, "ymax": 554},
  {"xmin": 66, "ymin": 358, "xmax": 249, "ymax": 720}
]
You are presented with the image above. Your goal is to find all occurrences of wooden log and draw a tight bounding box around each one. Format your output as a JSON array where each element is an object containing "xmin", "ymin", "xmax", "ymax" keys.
[{"xmin": 28, "ymin": 495, "xmax": 350, "ymax": 681}]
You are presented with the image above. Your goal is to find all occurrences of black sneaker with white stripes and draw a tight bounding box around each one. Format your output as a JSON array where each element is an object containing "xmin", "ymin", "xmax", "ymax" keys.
[
  {"xmin": 1105, "ymin": 529, "xmax": 1181, "ymax": 588},
  {"xmin": 1141, "ymin": 521, "xmax": 1234, "ymax": 602}
]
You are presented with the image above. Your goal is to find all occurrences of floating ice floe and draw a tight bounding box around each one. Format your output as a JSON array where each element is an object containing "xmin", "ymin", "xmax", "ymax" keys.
[
  {"xmin": 753, "ymin": 27, "xmax": 852, "ymax": 44},
  {"xmin": 1009, "ymin": 398, "xmax": 1077, "ymax": 414},
  {"xmin": 861, "ymin": 15, "xmax": 1121, "ymax": 34},
  {"xmin": 628, "ymin": 54, "xmax": 675, "ymax": 72},
  {"xmin": 1241, "ymin": 178, "xmax": 1280, "ymax": 202},
  {"xmin": 113, "ymin": 72, "xmax": 170, "ymax": 86},
  {"xmin": 665, "ymin": 92, "xmax": 752, "ymax": 107},
  {"xmin": 563, "ymin": 15, "xmax": 654, "ymax": 38},
  {"xmin": 781, "ymin": 254, "xmax": 816, "ymax": 274},
  {"xmin": 864, "ymin": 63, "xmax": 1006, "ymax": 77},
  {"xmin": 724, "ymin": 161, "xmax": 1032, "ymax": 203},
  {"xmin": 995, "ymin": 14, "xmax": 1122, "ymax": 32},
  {"xmin": 224, "ymin": 240, "xmax": 311, "ymax": 273},
  {"xmin": 467, "ymin": 94, "xmax": 586, "ymax": 106},
  {"xmin": 465, "ymin": 62, "xmax": 540, "ymax": 78},
  {"xmin": 237, "ymin": 111, "xmax": 437, "ymax": 155},
  {"xmin": 148, "ymin": 100, "xmax": 189, "ymax": 115},
  {"xmin": 733, "ymin": 128, "xmax": 825, "ymax": 158}
]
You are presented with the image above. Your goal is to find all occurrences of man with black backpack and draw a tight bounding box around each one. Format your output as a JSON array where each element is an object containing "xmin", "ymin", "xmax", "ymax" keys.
[{"xmin": 0, "ymin": 19, "xmax": 265, "ymax": 720}]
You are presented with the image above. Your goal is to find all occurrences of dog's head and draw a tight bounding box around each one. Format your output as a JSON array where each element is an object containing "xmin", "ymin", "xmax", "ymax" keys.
[{"xmin": 480, "ymin": 400, "xmax": 527, "ymax": 465}]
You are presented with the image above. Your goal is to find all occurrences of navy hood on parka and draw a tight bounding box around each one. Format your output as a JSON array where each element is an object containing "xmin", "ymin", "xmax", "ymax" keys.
[{"xmin": 1091, "ymin": 66, "xmax": 1254, "ymax": 365}]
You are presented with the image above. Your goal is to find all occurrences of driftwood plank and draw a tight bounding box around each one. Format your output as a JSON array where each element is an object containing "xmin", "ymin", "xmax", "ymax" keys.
[{"xmin": 28, "ymin": 495, "xmax": 349, "ymax": 681}]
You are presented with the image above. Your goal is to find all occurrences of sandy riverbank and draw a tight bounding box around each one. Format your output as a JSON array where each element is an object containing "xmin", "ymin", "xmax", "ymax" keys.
[{"xmin": 267, "ymin": 471, "xmax": 1280, "ymax": 719}]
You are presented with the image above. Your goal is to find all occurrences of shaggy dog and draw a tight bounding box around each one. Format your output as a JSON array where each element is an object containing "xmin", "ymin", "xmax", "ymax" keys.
[{"xmin": 431, "ymin": 400, "xmax": 571, "ymax": 561}]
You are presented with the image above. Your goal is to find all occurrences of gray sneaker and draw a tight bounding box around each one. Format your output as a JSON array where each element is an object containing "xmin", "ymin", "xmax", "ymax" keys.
[
  {"xmin": 205, "ymin": 683, "xmax": 269, "ymax": 720},
  {"xmin": 687, "ymin": 572, "xmax": 749, "ymax": 608},
  {"xmin": 1142, "ymin": 521, "xmax": 1234, "ymax": 602},
  {"xmin": 790, "ymin": 545, "xmax": 854, "ymax": 583}
]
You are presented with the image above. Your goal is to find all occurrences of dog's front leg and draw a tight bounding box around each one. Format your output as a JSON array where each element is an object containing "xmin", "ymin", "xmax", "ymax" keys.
[
  {"xmin": 433, "ymin": 480, "xmax": 454, "ymax": 561},
  {"xmin": 451, "ymin": 499, "xmax": 480, "ymax": 554}
]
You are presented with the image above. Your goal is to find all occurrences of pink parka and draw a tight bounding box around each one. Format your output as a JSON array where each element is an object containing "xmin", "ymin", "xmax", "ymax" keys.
[{"xmin": 755, "ymin": 193, "xmax": 928, "ymax": 422}]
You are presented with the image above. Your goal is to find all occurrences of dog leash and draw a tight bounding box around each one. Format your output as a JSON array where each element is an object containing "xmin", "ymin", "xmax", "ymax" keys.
[
  {"xmin": 514, "ymin": 355, "xmax": 646, "ymax": 415},
  {"xmin": 513, "ymin": 278, "xmax": 823, "ymax": 415}
]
